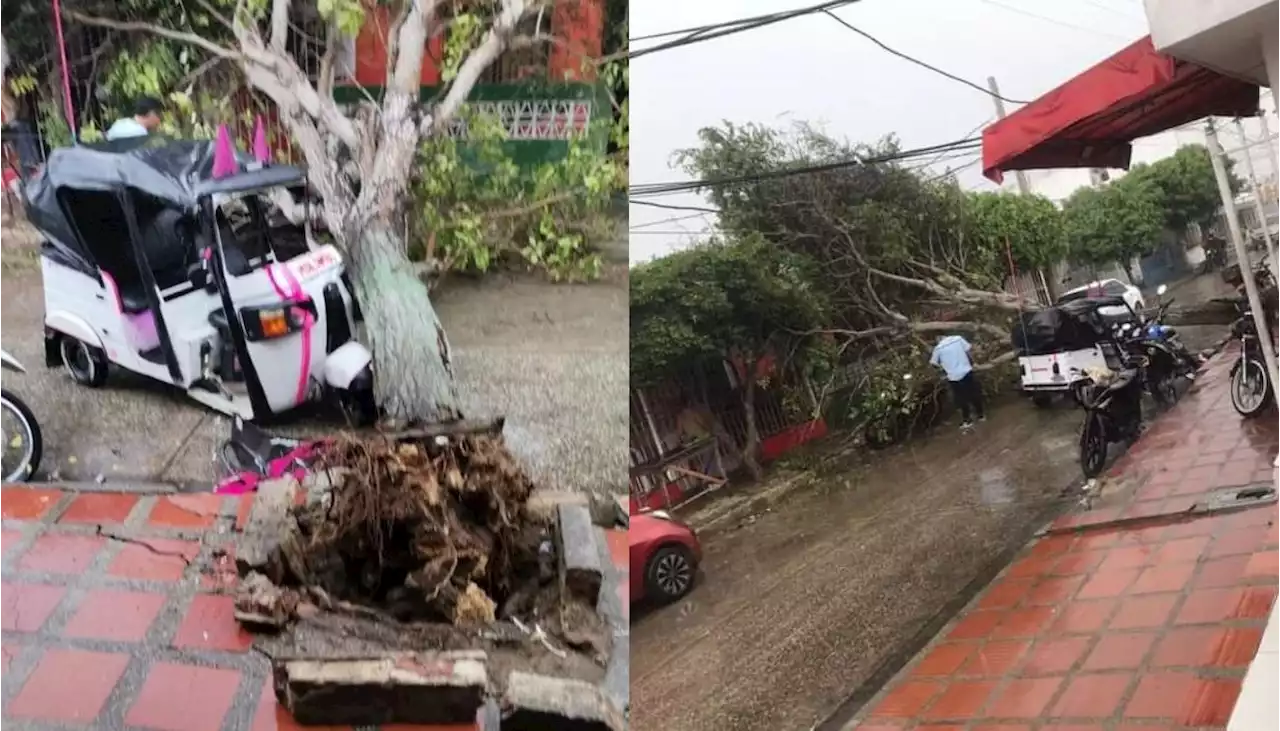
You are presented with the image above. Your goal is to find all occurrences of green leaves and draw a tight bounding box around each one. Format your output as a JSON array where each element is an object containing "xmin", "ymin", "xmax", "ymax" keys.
[
  {"xmin": 964, "ymin": 191, "xmax": 1066, "ymax": 272},
  {"xmin": 442, "ymin": 13, "xmax": 483, "ymax": 83},
  {"xmin": 629, "ymin": 235, "xmax": 829, "ymax": 387},
  {"xmin": 317, "ymin": 0, "xmax": 367, "ymax": 38},
  {"xmin": 412, "ymin": 105, "xmax": 621, "ymax": 282},
  {"xmin": 1062, "ymin": 173, "xmax": 1164, "ymax": 268},
  {"xmin": 1134, "ymin": 144, "xmax": 1237, "ymax": 231}
]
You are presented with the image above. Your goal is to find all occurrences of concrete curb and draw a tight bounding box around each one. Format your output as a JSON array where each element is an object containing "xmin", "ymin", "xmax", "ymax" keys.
[
  {"xmin": 14, "ymin": 480, "xmax": 182, "ymax": 494},
  {"xmin": 684, "ymin": 472, "xmax": 811, "ymax": 535}
]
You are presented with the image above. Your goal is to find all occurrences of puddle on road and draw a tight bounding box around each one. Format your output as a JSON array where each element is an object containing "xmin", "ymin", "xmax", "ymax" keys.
[{"xmin": 978, "ymin": 467, "xmax": 1013, "ymax": 505}]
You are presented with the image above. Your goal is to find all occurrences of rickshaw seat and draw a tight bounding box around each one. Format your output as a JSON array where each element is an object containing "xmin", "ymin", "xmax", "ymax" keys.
[{"xmin": 208, "ymin": 308, "xmax": 230, "ymax": 332}]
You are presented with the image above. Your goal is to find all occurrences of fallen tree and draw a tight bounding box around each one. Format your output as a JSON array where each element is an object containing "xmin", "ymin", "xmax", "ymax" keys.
[{"xmin": 69, "ymin": 0, "xmax": 611, "ymax": 423}]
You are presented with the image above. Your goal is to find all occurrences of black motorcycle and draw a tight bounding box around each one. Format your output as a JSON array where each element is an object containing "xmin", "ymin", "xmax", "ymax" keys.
[
  {"xmin": 1078, "ymin": 362, "xmax": 1145, "ymax": 478},
  {"xmin": 1230, "ymin": 305, "xmax": 1275, "ymax": 418},
  {"xmin": 1120, "ymin": 293, "xmax": 1201, "ymax": 406}
]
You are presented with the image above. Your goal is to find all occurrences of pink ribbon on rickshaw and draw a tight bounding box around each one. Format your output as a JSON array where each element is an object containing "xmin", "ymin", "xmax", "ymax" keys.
[{"xmin": 263, "ymin": 262, "xmax": 316, "ymax": 406}]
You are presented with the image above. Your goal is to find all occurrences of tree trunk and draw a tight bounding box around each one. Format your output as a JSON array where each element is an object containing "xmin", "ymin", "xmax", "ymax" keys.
[
  {"xmin": 740, "ymin": 375, "xmax": 763, "ymax": 481},
  {"xmin": 346, "ymin": 220, "xmax": 462, "ymax": 424}
]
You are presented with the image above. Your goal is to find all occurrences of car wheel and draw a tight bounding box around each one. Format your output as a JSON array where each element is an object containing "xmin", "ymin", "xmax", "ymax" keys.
[{"xmin": 645, "ymin": 544, "xmax": 696, "ymax": 602}]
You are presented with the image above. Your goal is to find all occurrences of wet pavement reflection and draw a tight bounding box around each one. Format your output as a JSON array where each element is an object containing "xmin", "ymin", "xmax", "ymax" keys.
[{"xmin": 631, "ymin": 397, "xmax": 1090, "ymax": 731}]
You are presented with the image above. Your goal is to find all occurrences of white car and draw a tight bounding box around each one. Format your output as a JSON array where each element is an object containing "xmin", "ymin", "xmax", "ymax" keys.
[{"xmin": 1057, "ymin": 278, "xmax": 1144, "ymax": 321}]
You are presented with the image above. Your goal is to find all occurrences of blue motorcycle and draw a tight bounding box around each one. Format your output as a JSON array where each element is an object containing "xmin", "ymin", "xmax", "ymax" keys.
[{"xmin": 1115, "ymin": 285, "xmax": 1200, "ymax": 406}]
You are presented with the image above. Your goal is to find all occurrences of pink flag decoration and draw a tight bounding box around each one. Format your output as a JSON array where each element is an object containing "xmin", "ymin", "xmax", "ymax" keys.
[
  {"xmin": 212, "ymin": 124, "xmax": 239, "ymax": 179},
  {"xmin": 252, "ymin": 116, "xmax": 271, "ymax": 163}
]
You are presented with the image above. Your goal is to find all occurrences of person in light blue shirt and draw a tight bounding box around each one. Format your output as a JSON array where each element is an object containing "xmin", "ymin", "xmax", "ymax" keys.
[
  {"xmin": 930, "ymin": 334, "xmax": 986, "ymax": 428},
  {"xmin": 105, "ymin": 97, "xmax": 163, "ymax": 141}
]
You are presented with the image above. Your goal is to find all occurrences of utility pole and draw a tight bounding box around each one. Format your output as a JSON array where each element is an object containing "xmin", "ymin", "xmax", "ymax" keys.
[
  {"xmin": 987, "ymin": 77, "xmax": 1031, "ymax": 195},
  {"xmin": 988, "ymin": 75, "xmax": 1054, "ymax": 302}
]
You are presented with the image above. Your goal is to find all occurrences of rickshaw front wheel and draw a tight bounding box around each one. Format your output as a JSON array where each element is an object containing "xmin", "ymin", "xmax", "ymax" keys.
[
  {"xmin": 335, "ymin": 367, "xmax": 377, "ymax": 427},
  {"xmin": 59, "ymin": 336, "xmax": 109, "ymax": 388}
]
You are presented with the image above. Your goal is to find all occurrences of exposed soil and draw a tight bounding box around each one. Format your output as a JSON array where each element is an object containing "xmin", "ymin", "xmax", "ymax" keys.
[
  {"xmin": 293, "ymin": 433, "xmax": 538, "ymax": 624},
  {"xmin": 238, "ymin": 431, "xmax": 610, "ymax": 693}
]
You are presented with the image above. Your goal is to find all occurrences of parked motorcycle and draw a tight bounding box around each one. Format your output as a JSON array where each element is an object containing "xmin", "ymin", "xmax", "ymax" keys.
[
  {"xmin": 1117, "ymin": 284, "xmax": 1201, "ymax": 405},
  {"xmin": 1, "ymin": 349, "xmax": 43, "ymax": 483},
  {"xmin": 1077, "ymin": 363, "xmax": 1145, "ymax": 479},
  {"xmin": 1229, "ymin": 302, "xmax": 1275, "ymax": 418}
]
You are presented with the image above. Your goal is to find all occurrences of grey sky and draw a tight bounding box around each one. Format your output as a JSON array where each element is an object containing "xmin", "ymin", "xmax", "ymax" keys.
[{"xmin": 628, "ymin": 0, "xmax": 1155, "ymax": 264}]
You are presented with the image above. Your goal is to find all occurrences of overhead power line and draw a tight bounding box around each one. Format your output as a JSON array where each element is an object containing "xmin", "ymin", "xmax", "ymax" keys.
[
  {"xmin": 630, "ymin": 212, "xmax": 712, "ymax": 230},
  {"xmin": 910, "ymin": 117, "xmax": 994, "ymax": 171},
  {"xmin": 630, "ymin": 137, "xmax": 983, "ymax": 198},
  {"xmin": 630, "ymin": 200, "xmax": 721, "ymax": 214},
  {"xmin": 975, "ymin": 0, "xmax": 1133, "ymax": 42},
  {"xmin": 823, "ymin": 11, "xmax": 1028, "ymax": 103},
  {"xmin": 628, "ymin": 0, "xmax": 861, "ymax": 60}
]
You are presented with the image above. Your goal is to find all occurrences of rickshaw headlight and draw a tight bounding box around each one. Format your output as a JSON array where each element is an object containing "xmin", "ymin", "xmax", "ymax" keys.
[{"xmin": 259, "ymin": 309, "xmax": 289, "ymax": 338}]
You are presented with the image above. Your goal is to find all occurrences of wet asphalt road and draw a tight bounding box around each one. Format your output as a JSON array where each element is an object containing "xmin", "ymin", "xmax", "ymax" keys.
[
  {"xmin": 630, "ymin": 399, "xmax": 1088, "ymax": 731},
  {"xmin": 0, "ymin": 230, "xmax": 627, "ymax": 495}
]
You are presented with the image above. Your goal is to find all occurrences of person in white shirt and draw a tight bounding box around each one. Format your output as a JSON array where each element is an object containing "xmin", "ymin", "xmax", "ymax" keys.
[
  {"xmin": 930, "ymin": 334, "xmax": 986, "ymax": 429},
  {"xmin": 105, "ymin": 97, "xmax": 163, "ymax": 141}
]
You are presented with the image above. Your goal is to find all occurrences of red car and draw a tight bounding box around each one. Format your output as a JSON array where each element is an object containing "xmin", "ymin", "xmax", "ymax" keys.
[{"xmin": 629, "ymin": 510, "xmax": 702, "ymax": 604}]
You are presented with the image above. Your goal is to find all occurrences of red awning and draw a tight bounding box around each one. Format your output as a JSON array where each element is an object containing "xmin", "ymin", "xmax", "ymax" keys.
[{"xmin": 982, "ymin": 36, "xmax": 1260, "ymax": 182}]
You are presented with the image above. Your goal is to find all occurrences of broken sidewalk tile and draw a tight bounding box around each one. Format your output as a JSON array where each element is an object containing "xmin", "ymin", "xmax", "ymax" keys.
[
  {"xmin": 235, "ymin": 478, "xmax": 298, "ymax": 582},
  {"xmin": 501, "ymin": 670, "xmax": 626, "ymax": 731},
  {"xmin": 556, "ymin": 504, "xmax": 604, "ymax": 607},
  {"xmin": 601, "ymin": 629, "xmax": 629, "ymax": 715},
  {"xmin": 233, "ymin": 572, "xmax": 294, "ymax": 631},
  {"xmin": 275, "ymin": 650, "xmax": 487, "ymax": 726}
]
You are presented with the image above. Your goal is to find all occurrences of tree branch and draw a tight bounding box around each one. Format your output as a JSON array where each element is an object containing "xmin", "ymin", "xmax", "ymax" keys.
[
  {"xmin": 66, "ymin": 12, "xmax": 242, "ymax": 60},
  {"xmin": 232, "ymin": 25, "xmax": 361, "ymax": 153},
  {"xmin": 318, "ymin": 20, "xmax": 338, "ymax": 102},
  {"xmin": 271, "ymin": 0, "xmax": 291, "ymax": 54},
  {"xmin": 424, "ymin": 0, "xmax": 530, "ymax": 136}
]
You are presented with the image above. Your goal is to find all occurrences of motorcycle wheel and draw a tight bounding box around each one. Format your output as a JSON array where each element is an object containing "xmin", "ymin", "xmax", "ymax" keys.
[
  {"xmin": 1079, "ymin": 411, "xmax": 1108, "ymax": 479},
  {"xmin": 1231, "ymin": 357, "xmax": 1274, "ymax": 418},
  {"xmin": 1, "ymin": 389, "xmax": 43, "ymax": 483},
  {"xmin": 1151, "ymin": 377, "xmax": 1178, "ymax": 407}
]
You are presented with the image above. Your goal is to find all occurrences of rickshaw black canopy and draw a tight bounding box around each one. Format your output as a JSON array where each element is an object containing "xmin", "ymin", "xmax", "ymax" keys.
[
  {"xmin": 1010, "ymin": 296, "xmax": 1124, "ymax": 356},
  {"xmin": 23, "ymin": 137, "xmax": 304, "ymax": 277}
]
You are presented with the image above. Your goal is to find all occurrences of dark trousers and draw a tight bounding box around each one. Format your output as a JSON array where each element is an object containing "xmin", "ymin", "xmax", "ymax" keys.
[{"xmin": 949, "ymin": 372, "xmax": 985, "ymax": 422}]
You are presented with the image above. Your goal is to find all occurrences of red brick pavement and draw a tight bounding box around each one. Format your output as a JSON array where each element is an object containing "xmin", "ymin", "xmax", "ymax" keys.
[
  {"xmin": 1054, "ymin": 353, "xmax": 1277, "ymax": 531},
  {"xmin": 846, "ymin": 352, "xmax": 1279, "ymax": 731},
  {"xmin": 1, "ymin": 484, "xmax": 629, "ymax": 730}
]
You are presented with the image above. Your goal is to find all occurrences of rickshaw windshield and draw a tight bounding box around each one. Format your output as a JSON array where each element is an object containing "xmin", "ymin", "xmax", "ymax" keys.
[{"xmin": 211, "ymin": 189, "xmax": 311, "ymax": 276}]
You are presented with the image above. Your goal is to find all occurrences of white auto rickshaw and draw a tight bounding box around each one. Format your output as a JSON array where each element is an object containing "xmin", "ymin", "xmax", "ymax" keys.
[{"xmin": 24, "ymin": 137, "xmax": 375, "ymax": 423}]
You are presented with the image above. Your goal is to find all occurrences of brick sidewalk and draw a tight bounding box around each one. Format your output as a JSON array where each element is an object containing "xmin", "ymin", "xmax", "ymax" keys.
[
  {"xmin": 844, "ymin": 352, "xmax": 1279, "ymax": 731},
  {"xmin": 1, "ymin": 487, "xmax": 629, "ymax": 730}
]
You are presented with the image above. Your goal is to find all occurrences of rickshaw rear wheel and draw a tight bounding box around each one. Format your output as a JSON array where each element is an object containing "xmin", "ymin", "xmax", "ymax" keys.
[{"xmin": 59, "ymin": 337, "xmax": 108, "ymax": 388}]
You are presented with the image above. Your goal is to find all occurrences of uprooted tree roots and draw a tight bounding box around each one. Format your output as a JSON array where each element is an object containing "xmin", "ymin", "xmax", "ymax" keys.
[{"xmin": 276, "ymin": 433, "xmax": 546, "ymax": 626}]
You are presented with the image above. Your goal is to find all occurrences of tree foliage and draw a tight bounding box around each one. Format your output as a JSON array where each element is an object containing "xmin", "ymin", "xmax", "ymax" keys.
[
  {"xmin": 675, "ymin": 121, "xmax": 1032, "ymax": 347},
  {"xmin": 630, "ymin": 234, "xmax": 829, "ymax": 477},
  {"xmin": 963, "ymin": 191, "xmax": 1066, "ymax": 273},
  {"xmin": 629, "ymin": 234, "xmax": 829, "ymax": 387},
  {"xmin": 1061, "ymin": 174, "xmax": 1164, "ymax": 276},
  {"xmin": 1133, "ymin": 143, "xmax": 1240, "ymax": 232}
]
